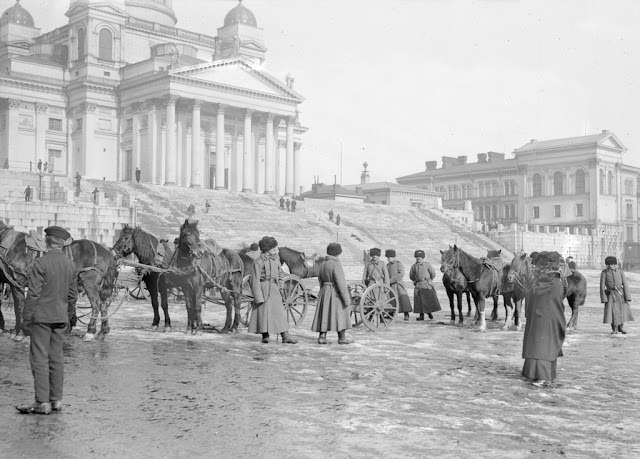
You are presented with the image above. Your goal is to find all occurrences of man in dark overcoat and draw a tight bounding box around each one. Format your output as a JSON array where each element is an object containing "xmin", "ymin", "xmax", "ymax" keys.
[
  {"xmin": 279, "ymin": 196, "xmax": 285, "ymax": 210},
  {"xmin": 17, "ymin": 226, "xmax": 78, "ymax": 414},
  {"xmin": 386, "ymin": 249, "xmax": 412, "ymax": 321},
  {"xmin": 362, "ymin": 248, "xmax": 389, "ymax": 287},
  {"xmin": 410, "ymin": 249, "xmax": 441, "ymax": 321},
  {"xmin": 600, "ymin": 256, "xmax": 634, "ymax": 334}
]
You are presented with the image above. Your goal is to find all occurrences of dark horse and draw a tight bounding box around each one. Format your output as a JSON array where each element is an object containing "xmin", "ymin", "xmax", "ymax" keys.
[
  {"xmin": 485, "ymin": 249, "xmax": 518, "ymax": 330},
  {"xmin": 440, "ymin": 268, "xmax": 472, "ymax": 324},
  {"xmin": 170, "ymin": 220, "xmax": 244, "ymax": 334},
  {"xmin": 278, "ymin": 246, "xmax": 326, "ymax": 278},
  {"xmin": 112, "ymin": 225, "xmax": 174, "ymax": 331},
  {"xmin": 508, "ymin": 252, "xmax": 586, "ymax": 332},
  {"xmin": 440, "ymin": 245, "xmax": 503, "ymax": 332}
]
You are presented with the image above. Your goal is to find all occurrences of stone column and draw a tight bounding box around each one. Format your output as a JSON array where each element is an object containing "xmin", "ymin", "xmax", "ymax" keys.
[
  {"xmin": 215, "ymin": 104, "xmax": 226, "ymax": 190},
  {"xmin": 132, "ymin": 107, "xmax": 141, "ymax": 179},
  {"xmin": 285, "ymin": 117, "xmax": 294, "ymax": 196},
  {"xmin": 6, "ymin": 99, "xmax": 20, "ymax": 169},
  {"xmin": 293, "ymin": 142, "xmax": 302, "ymax": 196},
  {"xmin": 164, "ymin": 96, "xmax": 177, "ymax": 184},
  {"xmin": 147, "ymin": 102, "xmax": 158, "ymax": 184},
  {"xmin": 264, "ymin": 113, "xmax": 274, "ymax": 194},
  {"xmin": 176, "ymin": 111, "xmax": 184, "ymax": 186},
  {"xmin": 35, "ymin": 102, "xmax": 48, "ymax": 166},
  {"xmin": 190, "ymin": 100, "xmax": 202, "ymax": 187},
  {"xmin": 242, "ymin": 109, "xmax": 253, "ymax": 192}
]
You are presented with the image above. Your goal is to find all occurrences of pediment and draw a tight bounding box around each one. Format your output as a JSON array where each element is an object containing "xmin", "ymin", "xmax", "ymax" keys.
[
  {"xmin": 599, "ymin": 134, "xmax": 624, "ymax": 151},
  {"xmin": 66, "ymin": 2, "xmax": 126, "ymax": 18},
  {"xmin": 172, "ymin": 60, "xmax": 301, "ymax": 100}
]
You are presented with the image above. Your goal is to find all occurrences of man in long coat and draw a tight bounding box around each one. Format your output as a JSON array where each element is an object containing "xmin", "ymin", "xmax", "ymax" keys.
[
  {"xmin": 311, "ymin": 242, "xmax": 352, "ymax": 344},
  {"xmin": 522, "ymin": 251, "xmax": 566, "ymax": 386},
  {"xmin": 363, "ymin": 248, "xmax": 389, "ymax": 286},
  {"xmin": 249, "ymin": 236, "xmax": 297, "ymax": 344},
  {"xmin": 409, "ymin": 250, "xmax": 441, "ymax": 321},
  {"xmin": 600, "ymin": 255, "xmax": 634, "ymax": 334},
  {"xmin": 385, "ymin": 249, "xmax": 412, "ymax": 321}
]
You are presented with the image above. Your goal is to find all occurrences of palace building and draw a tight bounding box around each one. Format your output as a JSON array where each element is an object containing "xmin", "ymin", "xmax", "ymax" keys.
[
  {"xmin": 0, "ymin": 0, "xmax": 306, "ymax": 195},
  {"xmin": 396, "ymin": 131, "xmax": 640, "ymax": 244}
]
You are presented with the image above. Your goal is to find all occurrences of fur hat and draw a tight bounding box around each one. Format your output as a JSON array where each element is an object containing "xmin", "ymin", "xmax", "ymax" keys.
[
  {"xmin": 385, "ymin": 249, "xmax": 396, "ymax": 258},
  {"xmin": 414, "ymin": 250, "xmax": 425, "ymax": 258},
  {"xmin": 327, "ymin": 242, "xmax": 342, "ymax": 256},
  {"xmin": 259, "ymin": 236, "xmax": 278, "ymax": 253},
  {"xmin": 44, "ymin": 226, "xmax": 71, "ymax": 241},
  {"xmin": 249, "ymin": 242, "xmax": 259, "ymax": 251},
  {"xmin": 605, "ymin": 256, "xmax": 617, "ymax": 266},
  {"xmin": 369, "ymin": 247, "xmax": 381, "ymax": 257}
]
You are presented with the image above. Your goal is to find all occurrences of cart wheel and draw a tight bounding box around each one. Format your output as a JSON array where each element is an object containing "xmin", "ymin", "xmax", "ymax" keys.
[
  {"xmin": 129, "ymin": 281, "xmax": 148, "ymax": 300},
  {"xmin": 360, "ymin": 283, "xmax": 398, "ymax": 331},
  {"xmin": 238, "ymin": 275, "xmax": 253, "ymax": 327},
  {"xmin": 281, "ymin": 276, "xmax": 308, "ymax": 327},
  {"xmin": 348, "ymin": 283, "xmax": 365, "ymax": 327}
]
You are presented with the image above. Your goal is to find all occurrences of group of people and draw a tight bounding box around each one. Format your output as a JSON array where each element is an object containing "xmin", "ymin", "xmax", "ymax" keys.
[
  {"xmin": 279, "ymin": 196, "xmax": 297, "ymax": 212},
  {"xmin": 328, "ymin": 209, "xmax": 341, "ymax": 226}
]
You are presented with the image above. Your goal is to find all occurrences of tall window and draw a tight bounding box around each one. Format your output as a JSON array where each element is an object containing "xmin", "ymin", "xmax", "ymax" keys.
[
  {"xmin": 627, "ymin": 225, "xmax": 634, "ymax": 242},
  {"xmin": 599, "ymin": 169, "xmax": 606, "ymax": 195},
  {"xmin": 608, "ymin": 171, "xmax": 615, "ymax": 195},
  {"xmin": 626, "ymin": 201, "xmax": 633, "ymax": 219},
  {"xmin": 625, "ymin": 179, "xmax": 633, "ymax": 195},
  {"xmin": 478, "ymin": 207, "xmax": 484, "ymax": 220},
  {"xmin": 48, "ymin": 118, "xmax": 62, "ymax": 131},
  {"xmin": 575, "ymin": 169, "xmax": 585, "ymax": 194},
  {"xmin": 533, "ymin": 206, "xmax": 540, "ymax": 219},
  {"xmin": 77, "ymin": 28, "xmax": 86, "ymax": 60},
  {"xmin": 554, "ymin": 172, "xmax": 563, "ymax": 196},
  {"xmin": 532, "ymin": 173, "xmax": 542, "ymax": 197},
  {"xmin": 554, "ymin": 205, "xmax": 561, "ymax": 218},
  {"xmin": 98, "ymin": 28, "xmax": 113, "ymax": 61},
  {"xmin": 576, "ymin": 203, "xmax": 583, "ymax": 217},
  {"xmin": 510, "ymin": 204, "xmax": 516, "ymax": 219}
]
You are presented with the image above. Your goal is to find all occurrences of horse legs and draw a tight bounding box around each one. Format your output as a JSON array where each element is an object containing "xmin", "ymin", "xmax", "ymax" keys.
[
  {"xmin": 566, "ymin": 295, "xmax": 578, "ymax": 333},
  {"xmin": 158, "ymin": 275, "xmax": 172, "ymax": 332},
  {"xmin": 455, "ymin": 291, "xmax": 464, "ymax": 324},
  {"xmin": 475, "ymin": 297, "xmax": 487, "ymax": 332},
  {"xmin": 513, "ymin": 297, "xmax": 523, "ymax": 331},
  {"xmin": 97, "ymin": 297, "xmax": 111, "ymax": 338},
  {"xmin": 219, "ymin": 290, "xmax": 234, "ymax": 333},
  {"xmin": 465, "ymin": 291, "xmax": 472, "ymax": 317},
  {"xmin": 502, "ymin": 294, "xmax": 514, "ymax": 331},
  {"xmin": 146, "ymin": 273, "xmax": 161, "ymax": 330},
  {"xmin": 489, "ymin": 295, "xmax": 499, "ymax": 321},
  {"xmin": 194, "ymin": 285, "xmax": 204, "ymax": 335},
  {"xmin": 447, "ymin": 290, "xmax": 456, "ymax": 323}
]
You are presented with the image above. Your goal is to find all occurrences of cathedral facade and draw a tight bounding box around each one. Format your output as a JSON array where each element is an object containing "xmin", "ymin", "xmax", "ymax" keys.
[{"xmin": 0, "ymin": 0, "xmax": 306, "ymax": 195}]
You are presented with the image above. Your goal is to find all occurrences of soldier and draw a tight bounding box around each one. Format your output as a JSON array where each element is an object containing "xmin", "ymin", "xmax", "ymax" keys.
[
  {"xmin": 410, "ymin": 249, "xmax": 441, "ymax": 321},
  {"xmin": 16, "ymin": 226, "xmax": 78, "ymax": 415},
  {"xmin": 328, "ymin": 209, "xmax": 334, "ymax": 221},
  {"xmin": 285, "ymin": 199, "xmax": 291, "ymax": 212},
  {"xmin": 600, "ymin": 256, "xmax": 634, "ymax": 335},
  {"xmin": 24, "ymin": 185, "xmax": 32, "ymax": 202},
  {"xmin": 386, "ymin": 249, "xmax": 412, "ymax": 321},
  {"xmin": 291, "ymin": 199, "xmax": 297, "ymax": 213},
  {"xmin": 311, "ymin": 242, "xmax": 352, "ymax": 344},
  {"xmin": 363, "ymin": 248, "xmax": 389, "ymax": 287},
  {"xmin": 279, "ymin": 196, "xmax": 285, "ymax": 210},
  {"xmin": 249, "ymin": 236, "xmax": 297, "ymax": 344},
  {"xmin": 336, "ymin": 214, "xmax": 341, "ymax": 226},
  {"xmin": 135, "ymin": 167, "xmax": 141, "ymax": 183}
]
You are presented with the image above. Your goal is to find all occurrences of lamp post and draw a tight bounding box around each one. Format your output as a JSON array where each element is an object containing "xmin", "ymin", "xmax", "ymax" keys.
[{"xmin": 38, "ymin": 171, "xmax": 43, "ymax": 201}]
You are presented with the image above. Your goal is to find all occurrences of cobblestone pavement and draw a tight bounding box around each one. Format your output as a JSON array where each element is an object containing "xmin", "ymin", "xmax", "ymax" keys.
[{"xmin": 1, "ymin": 269, "xmax": 639, "ymax": 458}]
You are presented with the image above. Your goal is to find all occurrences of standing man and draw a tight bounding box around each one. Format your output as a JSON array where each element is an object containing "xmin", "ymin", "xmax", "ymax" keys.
[
  {"xmin": 37, "ymin": 159, "xmax": 42, "ymax": 172},
  {"xmin": 24, "ymin": 185, "xmax": 32, "ymax": 202},
  {"xmin": 329, "ymin": 209, "xmax": 334, "ymax": 221},
  {"xmin": 600, "ymin": 255, "xmax": 634, "ymax": 335},
  {"xmin": 135, "ymin": 167, "xmax": 141, "ymax": 183},
  {"xmin": 16, "ymin": 226, "xmax": 78, "ymax": 414},
  {"xmin": 363, "ymin": 248, "xmax": 389, "ymax": 287},
  {"xmin": 410, "ymin": 249, "xmax": 441, "ymax": 321},
  {"xmin": 336, "ymin": 214, "xmax": 341, "ymax": 226},
  {"xmin": 386, "ymin": 249, "xmax": 413, "ymax": 321},
  {"xmin": 285, "ymin": 199, "xmax": 291, "ymax": 212},
  {"xmin": 92, "ymin": 187, "xmax": 99, "ymax": 205},
  {"xmin": 291, "ymin": 199, "xmax": 297, "ymax": 213},
  {"xmin": 279, "ymin": 196, "xmax": 285, "ymax": 210},
  {"xmin": 74, "ymin": 172, "xmax": 81, "ymax": 196}
]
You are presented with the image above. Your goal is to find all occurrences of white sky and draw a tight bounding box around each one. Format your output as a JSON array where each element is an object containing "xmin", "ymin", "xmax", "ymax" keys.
[{"xmin": 6, "ymin": 0, "xmax": 640, "ymax": 189}]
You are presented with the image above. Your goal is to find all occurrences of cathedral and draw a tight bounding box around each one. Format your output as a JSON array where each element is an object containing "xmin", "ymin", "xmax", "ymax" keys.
[{"xmin": 0, "ymin": 0, "xmax": 306, "ymax": 195}]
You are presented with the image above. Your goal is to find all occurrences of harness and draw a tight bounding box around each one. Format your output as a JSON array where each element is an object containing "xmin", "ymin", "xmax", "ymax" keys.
[{"xmin": 443, "ymin": 250, "xmax": 502, "ymax": 295}]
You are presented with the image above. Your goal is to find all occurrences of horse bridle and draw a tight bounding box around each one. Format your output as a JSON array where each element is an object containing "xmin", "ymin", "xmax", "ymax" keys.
[{"xmin": 440, "ymin": 250, "xmax": 461, "ymax": 277}]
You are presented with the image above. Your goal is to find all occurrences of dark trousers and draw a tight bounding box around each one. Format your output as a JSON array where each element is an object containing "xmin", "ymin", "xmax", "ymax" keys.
[{"xmin": 30, "ymin": 323, "xmax": 66, "ymax": 403}]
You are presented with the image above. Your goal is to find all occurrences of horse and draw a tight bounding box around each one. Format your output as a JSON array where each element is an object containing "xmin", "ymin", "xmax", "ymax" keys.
[
  {"xmin": 441, "ymin": 268, "xmax": 473, "ymax": 324},
  {"xmin": 278, "ymin": 246, "xmax": 326, "ymax": 278},
  {"xmin": 508, "ymin": 252, "xmax": 586, "ymax": 332},
  {"xmin": 112, "ymin": 225, "xmax": 174, "ymax": 331},
  {"xmin": 485, "ymin": 249, "xmax": 517, "ymax": 330},
  {"xmin": 440, "ymin": 245, "xmax": 503, "ymax": 332},
  {"xmin": 170, "ymin": 219, "xmax": 244, "ymax": 334},
  {"xmin": 507, "ymin": 252, "xmax": 533, "ymax": 331}
]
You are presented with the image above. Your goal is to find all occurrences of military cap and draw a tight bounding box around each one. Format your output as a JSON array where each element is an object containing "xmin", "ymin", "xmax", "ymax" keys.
[
  {"xmin": 327, "ymin": 242, "xmax": 342, "ymax": 256},
  {"xmin": 44, "ymin": 226, "xmax": 71, "ymax": 241},
  {"xmin": 414, "ymin": 249, "xmax": 426, "ymax": 258},
  {"xmin": 249, "ymin": 242, "xmax": 259, "ymax": 251},
  {"xmin": 385, "ymin": 249, "xmax": 396, "ymax": 258},
  {"xmin": 259, "ymin": 236, "xmax": 278, "ymax": 253},
  {"xmin": 369, "ymin": 247, "xmax": 381, "ymax": 257},
  {"xmin": 605, "ymin": 256, "xmax": 617, "ymax": 265}
]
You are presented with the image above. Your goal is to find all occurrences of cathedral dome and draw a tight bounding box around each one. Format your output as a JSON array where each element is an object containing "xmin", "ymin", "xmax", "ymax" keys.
[
  {"xmin": 224, "ymin": 0, "xmax": 257, "ymax": 27},
  {"xmin": 1, "ymin": 0, "xmax": 35, "ymax": 27}
]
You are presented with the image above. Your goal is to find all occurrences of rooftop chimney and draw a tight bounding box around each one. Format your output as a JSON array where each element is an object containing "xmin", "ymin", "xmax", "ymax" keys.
[
  {"xmin": 441, "ymin": 156, "xmax": 457, "ymax": 169},
  {"xmin": 487, "ymin": 151, "xmax": 505, "ymax": 162},
  {"xmin": 425, "ymin": 161, "xmax": 438, "ymax": 171},
  {"xmin": 457, "ymin": 155, "xmax": 467, "ymax": 165},
  {"xmin": 602, "ymin": 130, "xmax": 609, "ymax": 134},
  {"xmin": 360, "ymin": 161, "xmax": 370, "ymax": 184},
  {"xmin": 477, "ymin": 153, "xmax": 487, "ymax": 163}
]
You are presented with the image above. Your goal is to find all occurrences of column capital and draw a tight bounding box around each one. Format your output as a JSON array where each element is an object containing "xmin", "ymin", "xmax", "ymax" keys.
[
  {"xmin": 245, "ymin": 108, "xmax": 254, "ymax": 117},
  {"xmin": 8, "ymin": 98, "xmax": 21, "ymax": 109},
  {"xmin": 266, "ymin": 112, "xmax": 275, "ymax": 122},
  {"xmin": 164, "ymin": 95, "xmax": 179, "ymax": 106},
  {"xmin": 217, "ymin": 104, "xmax": 227, "ymax": 115},
  {"xmin": 192, "ymin": 99, "xmax": 203, "ymax": 110},
  {"xmin": 131, "ymin": 102, "xmax": 143, "ymax": 113},
  {"xmin": 35, "ymin": 102, "xmax": 49, "ymax": 113}
]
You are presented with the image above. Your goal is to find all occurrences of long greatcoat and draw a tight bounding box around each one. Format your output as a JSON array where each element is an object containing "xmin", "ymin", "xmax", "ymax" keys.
[
  {"xmin": 311, "ymin": 255, "xmax": 351, "ymax": 332},
  {"xmin": 363, "ymin": 259, "xmax": 389, "ymax": 286},
  {"xmin": 248, "ymin": 253, "xmax": 289, "ymax": 335},
  {"xmin": 410, "ymin": 261, "xmax": 441, "ymax": 314},
  {"xmin": 522, "ymin": 274, "xmax": 566, "ymax": 380},
  {"xmin": 387, "ymin": 259, "xmax": 412, "ymax": 313},
  {"xmin": 600, "ymin": 267, "xmax": 634, "ymax": 326}
]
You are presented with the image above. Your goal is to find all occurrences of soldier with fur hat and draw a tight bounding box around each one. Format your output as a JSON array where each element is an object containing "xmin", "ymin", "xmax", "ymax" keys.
[
  {"xmin": 600, "ymin": 255, "xmax": 634, "ymax": 335},
  {"xmin": 410, "ymin": 249, "xmax": 441, "ymax": 321},
  {"xmin": 249, "ymin": 236, "xmax": 297, "ymax": 344},
  {"xmin": 385, "ymin": 249, "xmax": 412, "ymax": 321},
  {"xmin": 362, "ymin": 247, "xmax": 389, "ymax": 287},
  {"xmin": 17, "ymin": 226, "xmax": 78, "ymax": 415},
  {"xmin": 311, "ymin": 242, "xmax": 353, "ymax": 344}
]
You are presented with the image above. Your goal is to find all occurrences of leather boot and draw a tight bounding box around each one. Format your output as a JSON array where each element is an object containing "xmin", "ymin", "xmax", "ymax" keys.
[
  {"xmin": 338, "ymin": 330, "xmax": 352, "ymax": 344},
  {"xmin": 416, "ymin": 314, "xmax": 425, "ymax": 321},
  {"xmin": 404, "ymin": 313, "xmax": 410, "ymax": 321},
  {"xmin": 611, "ymin": 324, "xmax": 618, "ymax": 334},
  {"xmin": 428, "ymin": 313, "xmax": 434, "ymax": 320},
  {"xmin": 318, "ymin": 332, "xmax": 327, "ymax": 344},
  {"xmin": 618, "ymin": 324, "xmax": 627, "ymax": 334},
  {"xmin": 281, "ymin": 332, "xmax": 298, "ymax": 344},
  {"xmin": 261, "ymin": 333, "xmax": 270, "ymax": 343}
]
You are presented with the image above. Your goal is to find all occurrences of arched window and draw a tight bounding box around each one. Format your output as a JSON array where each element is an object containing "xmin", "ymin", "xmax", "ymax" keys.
[
  {"xmin": 98, "ymin": 28, "xmax": 113, "ymax": 61},
  {"xmin": 532, "ymin": 173, "xmax": 542, "ymax": 197},
  {"xmin": 599, "ymin": 169, "xmax": 606, "ymax": 195},
  {"xmin": 504, "ymin": 204, "xmax": 510, "ymax": 218},
  {"xmin": 575, "ymin": 169, "xmax": 586, "ymax": 194},
  {"xmin": 77, "ymin": 28, "xmax": 86, "ymax": 60},
  {"xmin": 510, "ymin": 204, "xmax": 516, "ymax": 219},
  {"xmin": 554, "ymin": 172, "xmax": 563, "ymax": 196},
  {"xmin": 492, "ymin": 182, "xmax": 499, "ymax": 196},
  {"xmin": 625, "ymin": 179, "xmax": 634, "ymax": 195},
  {"xmin": 608, "ymin": 171, "xmax": 615, "ymax": 195},
  {"xmin": 492, "ymin": 205, "xmax": 498, "ymax": 219}
]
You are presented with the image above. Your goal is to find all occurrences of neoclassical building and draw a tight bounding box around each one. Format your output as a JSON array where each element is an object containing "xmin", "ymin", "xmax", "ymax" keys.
[
  {"xmin": 0, "ymin": 0, "xmax": 306, "ymax": 195},
  {"xmin": 397, "ymin": 131, "xmax": 640, "ymax": 243}
]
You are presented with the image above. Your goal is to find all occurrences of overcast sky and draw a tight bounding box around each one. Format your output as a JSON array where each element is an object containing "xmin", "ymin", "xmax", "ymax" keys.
[{"xmin": 7, "ymin": 0, "xmax": 640, "ymax": 189}]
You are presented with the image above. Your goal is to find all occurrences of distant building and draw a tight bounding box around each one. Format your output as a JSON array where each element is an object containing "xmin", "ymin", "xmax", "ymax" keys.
[
  {"xmin": 0, "ymin": 0, "xmax": 306, "ymax": 195},
  {"xmin": 396, "ymin": 131, "xmax": 640, "ymax": 244},
  {"xmin": 302, "ymin": 183, "xmax": 366, "ymax": 203}
]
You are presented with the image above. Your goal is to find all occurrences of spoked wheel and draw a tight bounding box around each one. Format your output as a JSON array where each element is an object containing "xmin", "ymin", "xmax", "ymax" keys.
[
  {"xmin": 359, "ymin": 283, "xmax": 398, "ymax": 331},
  {"xmin": 281, "ymin": 276, "xmax": 308, "ymax": 328},
  {"xmin": 347, "ymin": 283, "xmax": 365, "ymax": 327},
  {"xmin": 238, "ymin": 275, "xmax": 253, "ymax": 327},
  {"xmin": 128, "ymin": 281, "xmax": 148, "ymax": 300}
]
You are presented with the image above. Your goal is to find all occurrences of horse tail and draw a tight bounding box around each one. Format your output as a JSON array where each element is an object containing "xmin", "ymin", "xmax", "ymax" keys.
[{"xmin": 99, "ymin": 256, "xmax": 118, "ymax": 303}]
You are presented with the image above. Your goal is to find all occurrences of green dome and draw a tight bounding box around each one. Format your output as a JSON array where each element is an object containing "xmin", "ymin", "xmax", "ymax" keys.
[
  {"xmin": 1, "ymin": 0, "xmax": 35, "ymax": 27},
  {"xmin": 224, "ymin": 1, "xmax": 257, "ymax": 27}
]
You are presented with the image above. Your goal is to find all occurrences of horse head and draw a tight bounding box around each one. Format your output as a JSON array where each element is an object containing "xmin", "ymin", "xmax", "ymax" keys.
[
  {"xmin": 112, "ymin": 224, "xmax": 135, "ymax": 258},
  {"xmin": 508, "ymin": 252, "xmax": 532, "ymax": 285},
  {"xmin": 179, "ymin": 219, "xmax": 200, "ymax": 255},
  {"xmin": 440, "ymin": 245, "xmax": 459, "ymax": 277}
]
